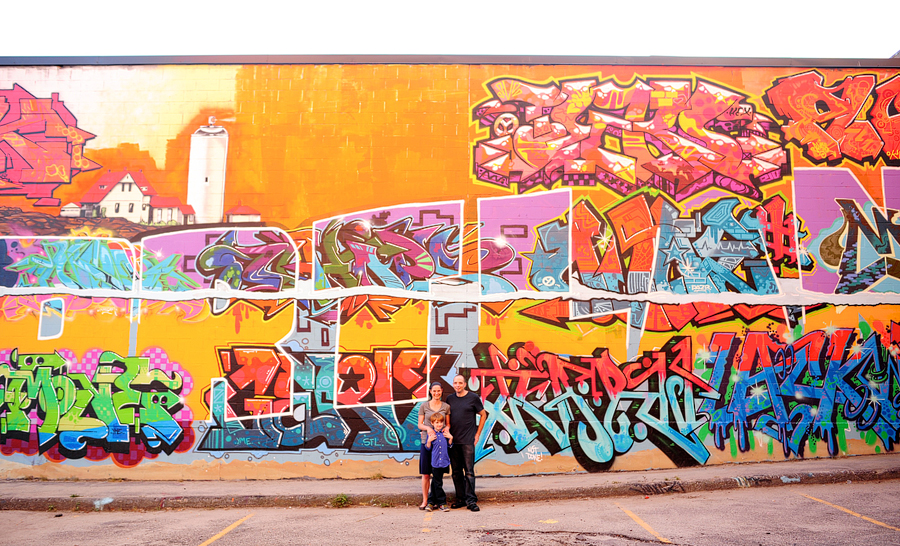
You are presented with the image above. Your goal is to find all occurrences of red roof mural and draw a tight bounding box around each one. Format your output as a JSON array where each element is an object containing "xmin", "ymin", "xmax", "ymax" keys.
[
  {"xmin": 149, "ymin": 196, "xmax": 183, "ymax": 208},
  {"xmin": 225, "ymin": 205, "xmax": 260, "ymax": 215},
  {"xmin": 80, "ymin": 171, "xmax": 157, "ymax": 204}
]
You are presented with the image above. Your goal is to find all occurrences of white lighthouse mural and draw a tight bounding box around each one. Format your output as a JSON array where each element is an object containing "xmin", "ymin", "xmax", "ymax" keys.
[{"xmin": 186, "ymin": 116, "xmax": 229, "ymax": 224}]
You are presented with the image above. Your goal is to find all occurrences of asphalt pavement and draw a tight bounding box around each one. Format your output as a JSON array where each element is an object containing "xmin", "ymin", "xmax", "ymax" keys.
[{"xmin": 2, "ymin": 453, "xmax": 899, "ymax": 512}]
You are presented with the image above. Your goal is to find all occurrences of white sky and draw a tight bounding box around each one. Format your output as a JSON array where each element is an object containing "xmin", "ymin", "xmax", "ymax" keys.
[{"xmin": 4, "ymin": 0, "xmax": 900, "ymax": 60}]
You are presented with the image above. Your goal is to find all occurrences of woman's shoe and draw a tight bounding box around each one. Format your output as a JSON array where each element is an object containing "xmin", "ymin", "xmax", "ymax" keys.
[{"xmin": 418, "ymin": 503, "xmax": 428, "ymax": 510}]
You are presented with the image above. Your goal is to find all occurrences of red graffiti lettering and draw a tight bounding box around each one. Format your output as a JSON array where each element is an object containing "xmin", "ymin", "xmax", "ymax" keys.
[
  {"xmin": 472, "ymin": 337, "xmax": 713, "ymax": 403},
  {"xmin": 873, "ymin": 75, "xmax": 900, "ymax": 161},
  {"xmin": 336, "ymin": 348, "xmax": 445, "ymax": 406},
  {"xmin": 765, "ymin": 70, "xmax": 900, "ymax": 165},
  {"xmin": 216, "ymin": 347, "xmax": 293, "ymax": 419}
]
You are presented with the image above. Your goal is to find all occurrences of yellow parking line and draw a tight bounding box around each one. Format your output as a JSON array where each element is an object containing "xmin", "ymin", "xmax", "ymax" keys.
[
  {"xmin": 198, "ymin": 513, "xmax": 255, "ymax": 546},
  {"xmin": 800, "ymin": 494, "xmax": 900, "ymax": 532},
  {"xmin": 615, "ymin": 503, "xmax": 672, "ymax": 544}
]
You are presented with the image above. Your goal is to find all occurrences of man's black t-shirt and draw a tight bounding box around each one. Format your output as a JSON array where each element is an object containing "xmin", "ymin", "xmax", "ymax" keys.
[{"xmin": 445, "ymin": 391, "xmax": 483, "ymax": 445}]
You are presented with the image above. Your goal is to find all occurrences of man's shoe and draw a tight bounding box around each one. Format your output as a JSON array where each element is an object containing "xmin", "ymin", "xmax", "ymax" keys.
[
  {"xmin": 467, "ymin": 504, "xmax": 480, "ymax": 512},
  {"xmin": 425, "ymin": 504, "xmax": 434, "ymax": 512},
  {"xmin": 450, "ymin": 501, "xmax": 466, "ymax": 509},
  {"xmin": 439, "ymin": 504, "xmax": 450, "ymax": 512}
]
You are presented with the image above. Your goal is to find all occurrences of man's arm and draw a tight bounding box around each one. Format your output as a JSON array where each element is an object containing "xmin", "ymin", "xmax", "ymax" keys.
[{"xmin": 474, "ymin": 409, "xmax": 487, "ymax": 444}]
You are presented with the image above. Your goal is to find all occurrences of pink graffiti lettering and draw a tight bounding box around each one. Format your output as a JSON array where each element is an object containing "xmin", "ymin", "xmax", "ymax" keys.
[
  {"xmin": 0, "ymin": 85, "xmax": 101, "ymax": 205},
  {"xmin": 473, "ymin": 76, "xmax": 786, "ymax": 200}
]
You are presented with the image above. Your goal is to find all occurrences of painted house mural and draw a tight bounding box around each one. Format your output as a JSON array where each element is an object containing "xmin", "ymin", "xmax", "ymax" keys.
[{"xmin": 1, "ymin": 57, "xmax": 900, "ymax": 480}]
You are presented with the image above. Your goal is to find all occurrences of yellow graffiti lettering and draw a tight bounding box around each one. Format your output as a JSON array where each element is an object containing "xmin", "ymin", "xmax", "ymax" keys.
[
  {"xmin": 53, "ymin": 124, "xmax": 84, "ymax": 144},
  {"xmin": 45, "ymin": 164, "xmax": 69, "ymax": 181},
  {"xmin": 3, "ymin": 133, "xmax": 26, "ymax": 147},
  {"xmin": 72, "ymin": 146, "xmax": 91, "ymax": 169},
  {"xmin": 67, "ymin": 126, "xmax": 84, "ymax": 144}
]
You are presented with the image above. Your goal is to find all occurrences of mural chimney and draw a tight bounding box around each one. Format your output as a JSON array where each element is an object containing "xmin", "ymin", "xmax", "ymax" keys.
[{"xmin": 186, "ymin": 116, "xmax": 229, "ymax": 224}]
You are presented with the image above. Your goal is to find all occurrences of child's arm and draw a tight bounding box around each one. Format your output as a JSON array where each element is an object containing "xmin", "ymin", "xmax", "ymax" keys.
[{"xmin": 426, "ymin": 436, "xmax": 433, "ymax": 449}]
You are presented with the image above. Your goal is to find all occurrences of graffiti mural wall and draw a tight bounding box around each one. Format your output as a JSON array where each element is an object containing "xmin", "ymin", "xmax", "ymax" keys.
[{"xmin": 1, "ymin": 59, "xmax": 899, "ymax": 479}]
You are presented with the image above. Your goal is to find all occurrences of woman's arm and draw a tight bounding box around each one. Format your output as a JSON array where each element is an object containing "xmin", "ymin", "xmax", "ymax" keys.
[
  {"xmin": 417, "ymin": 406, "xmax": 436, "ymax": 439},
  {"xmin": 417, "ymin": 406, "xmax": 429, "ymax": 432}
]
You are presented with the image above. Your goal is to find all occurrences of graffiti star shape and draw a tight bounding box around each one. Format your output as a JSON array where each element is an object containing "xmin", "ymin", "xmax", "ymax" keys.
[
  {"xmin": 338, "ymin": 367, "xmax": 367, "ymax": 394},
  {"xmin": 750, "ymin": 385, "xmax": 768, "ymax": 401},
  {"xmin": 695, "ymin": 347, "xmax": 712, "ymax": 364},
  {"xmin": 660, "ymin": 238, "xmax": 691, "ymax": 265},
  {"xmin": 595, "ymin": 228, "xmax": 614, "ymax": 254},
  {"xmin": 678, "ymin": 260, "xmax": 697, "ymax": 277},
  {"xmin": 890, "ymin": 344, "xmax": 900, "ymax": 359}
]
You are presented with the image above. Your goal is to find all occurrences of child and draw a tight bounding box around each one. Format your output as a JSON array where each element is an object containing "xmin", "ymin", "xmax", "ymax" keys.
[{"xmin": 425, "ymin": 412, "xmax": 453, "ymax": 512}]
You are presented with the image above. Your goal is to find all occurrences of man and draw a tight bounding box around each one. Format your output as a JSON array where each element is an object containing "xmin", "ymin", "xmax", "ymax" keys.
[{"xmin": 445, "ymin": 373, "xmax": 487, "ymax": 511}]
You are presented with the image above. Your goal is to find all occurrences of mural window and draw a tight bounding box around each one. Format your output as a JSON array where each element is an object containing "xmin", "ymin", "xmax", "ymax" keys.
[
  {"xmin": 115, "ymin": 203, "xmax": 120, "ymax": 213},
  {"xmin": 38, "ymin": 298, "xmax": 65, "ymax": 340},
  {"xmin": 129, "ymin": 203, "xmax": 134, "ymax": 213}
]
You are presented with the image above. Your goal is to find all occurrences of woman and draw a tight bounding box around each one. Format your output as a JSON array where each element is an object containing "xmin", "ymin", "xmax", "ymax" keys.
[{"xmin": 417, "ymin": 382, "xmax": 450, "ymax": 510}]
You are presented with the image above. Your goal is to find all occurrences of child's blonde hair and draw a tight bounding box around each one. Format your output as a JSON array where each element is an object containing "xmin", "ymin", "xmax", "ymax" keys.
[{"xmin": 430, "ymin": 413, "xmax": 445, "ymax": 424}]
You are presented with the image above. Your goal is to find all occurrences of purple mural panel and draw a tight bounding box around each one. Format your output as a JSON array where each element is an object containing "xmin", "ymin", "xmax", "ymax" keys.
[
  {"xmin": 885, "ymin": 168, "xmax": 900, "ymax": 211},
  {"xmin": 795, "ymin": 169, "xmax": 872, "ymax": 294},
  {"xmin": 795, "ymin": 168, "xmax": 900, "ymax": 294},
  {"xmin": 478, "ymin": 189, "xmax": 571, "ymax": 294},
  {"xmin": 0, "ymin": 237, "xmax": 137, "ymax": 291},
  {"xmin": 313, "ymin": 201, "xmax": 463, "ymax": 292},
  {"xmin": 141, "ymin": 228, "xmax": 298, "ymax": 292}
]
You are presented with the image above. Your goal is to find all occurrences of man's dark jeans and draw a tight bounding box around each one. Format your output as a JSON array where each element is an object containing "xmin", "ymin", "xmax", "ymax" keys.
[{"xmin": 449, "ymin": 443, "xmax": 477, "ymax": 506}]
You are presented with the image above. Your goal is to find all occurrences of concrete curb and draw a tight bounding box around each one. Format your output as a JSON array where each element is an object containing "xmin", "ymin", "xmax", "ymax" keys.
[
  {"xmin": 470, "ymin": 466, "xmax": 900, "ymax": 503},
  {"xmin": 3, "ymin": 466, "xmax": 899, "ymax": 512}
]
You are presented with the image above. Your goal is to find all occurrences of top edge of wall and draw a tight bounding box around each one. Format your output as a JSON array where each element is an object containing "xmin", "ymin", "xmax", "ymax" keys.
[{"xmin": 1, "ymin": 54, "xmax": 900, "ymax": 68}]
